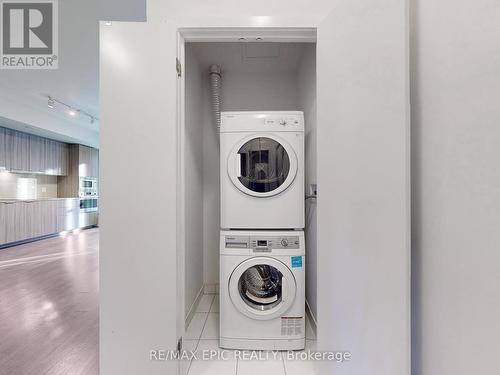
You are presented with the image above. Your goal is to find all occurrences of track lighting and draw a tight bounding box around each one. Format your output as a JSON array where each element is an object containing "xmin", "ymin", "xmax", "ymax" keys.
[{"xmin": 43, "ymin": 95, "xmax": 98, "ymax": 124}]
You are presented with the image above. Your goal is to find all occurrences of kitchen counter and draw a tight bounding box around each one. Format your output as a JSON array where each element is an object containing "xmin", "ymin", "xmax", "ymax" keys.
[
  {"xmin": 0, "ymin": 197, "xmax": 97, "ymax": 247},
  {"xmin": 0, "ymin": 197, "xmax": 79, "ymax": 203}
]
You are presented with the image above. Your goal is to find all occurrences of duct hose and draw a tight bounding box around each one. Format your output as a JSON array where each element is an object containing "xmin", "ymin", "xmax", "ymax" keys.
[{"xmin": 209, "ymin": 64, "xmax": 222, "ymax": 130}]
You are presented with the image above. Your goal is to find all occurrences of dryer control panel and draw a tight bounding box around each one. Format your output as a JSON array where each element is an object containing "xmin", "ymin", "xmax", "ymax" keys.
[
  {"xmin": 220, "ymin": 111, "xmax": 304, "ymax": 133},
  {"xmin": 225, "ymin": 235, "xmax": 300, "ymax": 252}
]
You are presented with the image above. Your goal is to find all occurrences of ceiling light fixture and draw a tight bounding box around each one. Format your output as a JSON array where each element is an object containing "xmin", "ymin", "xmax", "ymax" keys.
[{"xmin": 42, "ymin": 95, "xmax": 98, "ymax": 124}]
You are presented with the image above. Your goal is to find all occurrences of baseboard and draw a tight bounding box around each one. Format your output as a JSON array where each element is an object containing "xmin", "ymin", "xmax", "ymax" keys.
[
  {"xmin": 0, "ymin": 226, "xmax": 98, "ymax": 250},
  {"xmin": 185, "ymin": 285, "xmax": 204, "ymax": 329},
  {"xmin": 305, "ymin": 299, "xmax": 317, "ymax": 339}
]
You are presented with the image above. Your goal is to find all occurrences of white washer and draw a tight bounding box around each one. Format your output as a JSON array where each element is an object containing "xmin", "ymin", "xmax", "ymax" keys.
[
  {"xmin": 219, "ymin": 230, "xmax": 305, "ymax": 350},
  {"xmin": 220, "ymin": 111, "xmax": 304, "ymax": 229}
]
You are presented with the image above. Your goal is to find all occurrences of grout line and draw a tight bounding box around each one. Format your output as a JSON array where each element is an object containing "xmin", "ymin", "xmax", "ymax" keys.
[
  {"xmin": 208, "ymin": 293, "xmax": 216, "ymax": 313},
  {"xmin": 281, "ymin": 353, "xmax": 287, "ymax": 375},
  {"xmin": 197, "ymin": 311, "xmax": 211, "ymax": 340},
  {"xmin": 185, "ymin": 336, "xmax": 202, "ymax": 375}
]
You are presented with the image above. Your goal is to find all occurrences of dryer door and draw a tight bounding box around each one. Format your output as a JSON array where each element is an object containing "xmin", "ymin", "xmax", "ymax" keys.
[
  {"xmin": 228, "ymin": 134, "xmax": 298, "ymax": 197},
  {"xmin": 228, "ymin": 257, "xmax": 296, "ymax": 321}
]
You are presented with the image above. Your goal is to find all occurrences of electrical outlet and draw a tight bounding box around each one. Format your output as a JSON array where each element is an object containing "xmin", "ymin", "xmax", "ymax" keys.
[{"xmin": 41, "ymin": 187, "xmax": 47, "ymax": 193}]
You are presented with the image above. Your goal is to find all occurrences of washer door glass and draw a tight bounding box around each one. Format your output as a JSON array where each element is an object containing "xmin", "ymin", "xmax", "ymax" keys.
[
  {"xmin": 238, "ymin": 264, "xmax": 283, "ymax": 311},
  {"xmin": 229, "ymin": 257, "xmax": 296, "ymax": 320},
  {"xmin": 237, "ymin": 137, "xmax": 290, "ymax": 193}
]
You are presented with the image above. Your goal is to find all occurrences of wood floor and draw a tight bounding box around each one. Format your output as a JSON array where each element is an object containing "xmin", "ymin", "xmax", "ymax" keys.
[{"xmin": 0, "ymin": 228, "xmax": 99, "ymax": 375}]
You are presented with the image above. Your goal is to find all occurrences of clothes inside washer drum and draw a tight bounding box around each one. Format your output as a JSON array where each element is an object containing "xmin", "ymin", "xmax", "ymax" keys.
[{"xmin": 241, "ymin": 265, "xmax": 282, "ymax": 305}]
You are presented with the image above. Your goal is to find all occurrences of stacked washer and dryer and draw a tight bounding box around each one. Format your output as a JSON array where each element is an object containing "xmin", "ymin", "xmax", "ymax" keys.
[{"xmin": 219, "ymin": 111, "xmax": 306, "ymax": 350}]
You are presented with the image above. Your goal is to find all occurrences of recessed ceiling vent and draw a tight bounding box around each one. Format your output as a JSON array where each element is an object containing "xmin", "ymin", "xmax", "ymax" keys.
[{"xmin": 244, "ymin": 44, "xmax": 281, "ymax": 59}]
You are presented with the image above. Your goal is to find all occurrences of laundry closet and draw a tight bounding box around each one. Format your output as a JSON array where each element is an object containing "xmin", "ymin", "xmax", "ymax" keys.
[
  {"xmin": 181, "ymin": 41, "xmax": 318, "ymax": 338},
  {"xmin": 100, "ymin": 13, "xmax": 410, "ymax": 374}
]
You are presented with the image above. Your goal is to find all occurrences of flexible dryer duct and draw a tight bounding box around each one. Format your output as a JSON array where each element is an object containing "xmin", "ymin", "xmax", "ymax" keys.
[{"xmin": 209, "ymin": 64, "xmax": 222, "ymax": 130}]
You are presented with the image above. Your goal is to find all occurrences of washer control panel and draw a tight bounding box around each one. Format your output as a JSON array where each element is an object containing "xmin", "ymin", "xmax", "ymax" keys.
[{"xmin": 225, "ymin": 235, "xmax": 300, "ymax": 252}]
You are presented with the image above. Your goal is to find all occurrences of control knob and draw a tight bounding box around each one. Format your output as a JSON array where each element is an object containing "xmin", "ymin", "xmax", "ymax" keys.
[
  {"xmin": 281, "ymin": 239, "xmax": 289, "ymax": 247},
  {"xmin": 279, "ymin": 119, "xmax": 287, "ymax": 126}
]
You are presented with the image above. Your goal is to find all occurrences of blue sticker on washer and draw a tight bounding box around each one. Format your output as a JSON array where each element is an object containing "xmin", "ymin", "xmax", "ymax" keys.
[{"xmin": 291, "ymin": 256, "xmax": 302, "ymax": 268}]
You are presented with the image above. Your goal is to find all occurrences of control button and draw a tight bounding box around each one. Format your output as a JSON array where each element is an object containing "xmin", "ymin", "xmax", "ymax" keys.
[
  {"xmin": 281, "ymin": 239, "xmax": 289, "ymax": 247},
  {"xmin": 279, "ymin": 119, "xmax": 287, "ymax": 125}
]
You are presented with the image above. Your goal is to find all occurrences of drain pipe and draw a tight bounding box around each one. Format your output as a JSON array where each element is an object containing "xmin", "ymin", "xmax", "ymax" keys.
[{"xmin": 209, "ymin": 64, "xmax": 222, "ymax": 130}]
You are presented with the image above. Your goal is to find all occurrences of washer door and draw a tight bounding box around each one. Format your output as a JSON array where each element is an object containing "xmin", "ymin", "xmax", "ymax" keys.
[
  {"xmin": 229, "ymin": 257, "xmax": 296, "ymax": 321},
  {"xmin": 228, "ymin": 134, "xmax": 298, "ymax": 197}
]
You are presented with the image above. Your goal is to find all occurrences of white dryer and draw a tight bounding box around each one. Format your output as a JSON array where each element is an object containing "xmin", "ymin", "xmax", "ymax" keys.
[
  {"xmin": 219, "ymin": 230, "xmax": 305, "ymax": 350},
  {"xmin": 220, "ymin": 111, "xmax": 304, "ymax": 229}
]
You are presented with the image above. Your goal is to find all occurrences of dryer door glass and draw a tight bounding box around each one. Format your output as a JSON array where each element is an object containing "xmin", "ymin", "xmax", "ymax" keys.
[
  {"xmin": 238, "ymin": 264, "xmax": 283, "ymax": 311},
  {"xmin": 237, "ymin": 137, "xmax": 290, "ymax": 193}
]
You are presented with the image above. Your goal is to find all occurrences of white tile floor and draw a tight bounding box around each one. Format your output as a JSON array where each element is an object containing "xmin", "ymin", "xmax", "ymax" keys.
[{"xmin": 182, "ymin": 292, "xmax": 318, "ymax": 375}]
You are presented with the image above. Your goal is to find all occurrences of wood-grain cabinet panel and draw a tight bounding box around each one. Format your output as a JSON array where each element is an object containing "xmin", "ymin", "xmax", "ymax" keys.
[
  {"xmin": 1, "ymin": 127, "xmax": 69, "ymax": 176},
  {"xmin": 0, "ymin": 199, "xmax": 84, "ymax": 246}
]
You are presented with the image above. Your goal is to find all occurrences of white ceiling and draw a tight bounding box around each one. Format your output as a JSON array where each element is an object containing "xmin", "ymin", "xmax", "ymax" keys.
[{"xmin": 0, "ymin": 0, "xmax": 146, "ymax": 148}]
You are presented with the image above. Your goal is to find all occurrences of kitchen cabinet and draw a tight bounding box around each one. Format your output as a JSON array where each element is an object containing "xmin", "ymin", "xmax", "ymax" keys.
[
  {"xmin": 91, "ymin": 147, "xmax": 99, "ymax": 178},
  {"xmin": 0, "ymin": 198, "xmax": 85, "ymax": 246},
  {"xmin": 77, "ymin": 145, "xmax": 99, "ymax": 178},
  {"xmin": 9, "ymin": 129, "xmax": 30, "ymax": 172},
  {"xmin": 32, "ymin": 136, "xmax": 69, "ymax": 175},
  {"xmin": 0, "ymin": 127, "xmax": 9, "ymax": 170},
  {"xmin": 44, "ymin": 139, "xmax": 59, "ymax": 175},
  {"xmin": 78, "ymin": 145, "xmax": 99, "ymax": 178},
  {"xmin": 59, "ymin": 142, "xmax": 69, "ymax": 176},
  {"xmin": 29, "ymin": 134, "xmax": 44, "ymax": 173},
  {"xmin": 78, "ymin": 145, "xmax": 90, "ymax": 177},
  {"xmin": 56, "ymin": 198, "xmax": 80, "ymax": 232},
  {"xmin": 0, "ymin": 127, "xmax": 69, "ymax": 176},
  {"xmin": 0, "ymin": 202, "xmax": 6, "ymax": 244},
  {"xmin": 58, "ymin": 144, "xmax": 99, "ymax": 197}
]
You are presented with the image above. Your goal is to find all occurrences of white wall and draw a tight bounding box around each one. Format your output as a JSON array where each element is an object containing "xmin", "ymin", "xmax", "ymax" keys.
[
  {"xmin": 100, "ymin": 21, "xmax": 178, "ymax": 375},
  {"xmin": 148, "ymin": 0, "xmax": 335, "ymax": 26},
  {"xmin": 184, "ymin": 47, "xmax": 205, "ymax": 316},
  {"xmin": 316, "ymin": 1, "xmax": 410, "ymax": 374},
  {"xmin": 297, "ymin": 44, "xmax": 317, "ymax": 320},
  {"xmin": 411, "ymin": 1, "xmax": 500, "ymax": 374}
]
